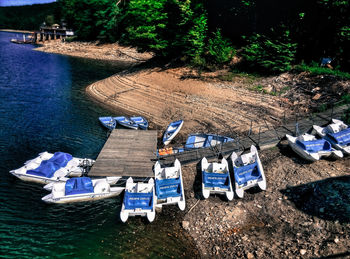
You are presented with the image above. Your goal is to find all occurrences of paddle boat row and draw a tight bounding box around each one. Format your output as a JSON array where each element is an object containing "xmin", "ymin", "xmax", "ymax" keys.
[
  {"xmin": 286, "ymin": 119, "xmax": 349, "ymax": 162},
  {"xmin": 9, "ymin": 152, "xmax": 95, "ymax": 184},
  {"xmin": 42, "ymin": 177, "xmax": 124, "ymax": 204},
  {"xmin": 120, "ymin": 159, "xmax": 186, "ymax": 222},
  {"xmin": 201, "ymin": 145, "xmax": 266, "ymax": 200},
  {"xmin": 99, "ymin": 116, "xmax": 148, "ymax": 130}
]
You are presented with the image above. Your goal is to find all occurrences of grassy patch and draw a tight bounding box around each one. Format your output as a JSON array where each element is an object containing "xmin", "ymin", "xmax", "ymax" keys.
[{"xmin": 294, "ymin": 63, "xmax": 350, "ymax": 79}]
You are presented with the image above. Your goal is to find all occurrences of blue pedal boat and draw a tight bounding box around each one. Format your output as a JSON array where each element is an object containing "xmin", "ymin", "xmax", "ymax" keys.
[
  {"xmin": 120, "ymin": 177, "xmax": 156, "ymax": 223},
  {"xmin": 99, "ymin": 116, "xmax": 117, "ymax": 130},
  {"xmin": 163, "ymin": 120, "xmax": 184, "ymax": 145},
  {"xmin": 201, "ymin": 157, "xmax": 234, "ymax": 201},
  {"xmin": 313, "ymin": 119, "xmax": 350, "ymax": 155},
  {"xmin": 114, "ymin": 116, "xmax": 139, "ymax": 130},
  {"xmin": 154, "ymin": 159, "xmax": 185, "ymax": 210},
  {"xmin": 286, "ymin": 133, "xmax": 343, "ymax": 161},
  {"xmin": 231, "ymin": 145, "xmax": 266, "ymax": 198},
  {"xmin": 130, "ymin": 116, "xmax": 149, "ymax": 130},
  {"xmin": 185, "ymin": 133, "xmax": 233, "ymax": 149}
]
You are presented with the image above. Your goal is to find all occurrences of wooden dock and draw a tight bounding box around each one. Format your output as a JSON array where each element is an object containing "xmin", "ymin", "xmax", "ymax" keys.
[{"xmin": 88, "ymin": 130, "xmax": 157, "ymax": 177}]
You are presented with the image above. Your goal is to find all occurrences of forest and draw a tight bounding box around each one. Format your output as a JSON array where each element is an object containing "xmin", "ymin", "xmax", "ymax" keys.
[{"xmin": 1, "ymin": 0, "xmax": 349, "ymax": 73}]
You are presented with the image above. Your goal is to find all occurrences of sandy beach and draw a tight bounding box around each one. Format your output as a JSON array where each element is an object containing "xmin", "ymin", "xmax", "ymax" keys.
[{"xmin": 34, "ymin": 40, "xmax": 350, "ymax": 258}]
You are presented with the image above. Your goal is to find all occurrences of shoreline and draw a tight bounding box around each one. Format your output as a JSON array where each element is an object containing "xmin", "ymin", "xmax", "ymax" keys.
[
  {"xmin": 34, "ymin": 40, "xmax": 350, "ymax": 258},
  {"xmin": 0, "ymin": 29, "xmax": 34, "ymax": 33}
]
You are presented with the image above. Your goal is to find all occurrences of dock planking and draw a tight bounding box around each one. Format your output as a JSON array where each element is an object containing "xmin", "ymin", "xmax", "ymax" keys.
[{"xmin": 88, "ymin": 130, "xmax": 157, "ymax": 177}]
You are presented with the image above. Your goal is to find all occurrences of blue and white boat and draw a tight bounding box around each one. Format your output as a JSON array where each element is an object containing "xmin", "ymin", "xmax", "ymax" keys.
[
  {"xmin": 114, "ymin": 116, "xmax": 139, "ymax": 130},
  {"xmin": 120, "ymin": 177, "xmax": 156, "ymax": 223},
  {"xmin": 231, "ymin": 145, "xmax": 266, "ymax": 198},
  {"xmin": 185, "ymin": 133, "xmax": 233, "ymax": 149},
  {"xmin": 163, "ymin": 120, "xmax": 184, "ymax": 146},
  {"xmin": 313, "ymin": 119, "xmax": 350, "ymax": 155},
  {"xmin": 99, "ymin": 116, "xmax": 117, "ymax": 130},
  {"xmin": 201, "ymin": 157, "xmax": 234, "ymax": 201},
  {"xmin": 130, "ymin": 116, "xmax": 149, "ymax": 130},
  {"xmin": 154, "ymin": 159, "xmax": 185, "ymax": 210},
  {"xmin": 10, "ymin": 152, "xmax": 95, "ymax": 184},
  {"xmin": 286, "ymin": 133, "xmax": 343, "ymax": 161},
  {"xmin": 42, "ymin": 177, "xmax": 124, "ymax": 204}
]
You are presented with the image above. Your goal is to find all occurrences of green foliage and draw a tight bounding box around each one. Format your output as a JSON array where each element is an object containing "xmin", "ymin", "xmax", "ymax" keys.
[
  {"xmin": 0, "ymin": 3, "xmax": 59, "ymax": 30},
  {"xmin": 123, "ymin": 0, "xmax": 168, "ymax": 54},
  {"xmin": 241, "ymin": 30, "xmax": 297, "ymax": 73},
  {"xmin": 294, "ymin": 62, "xmax": 350, "ymax": 79},
  {"xmin": 61, "ymin": 0, "xmax": 120, "ymax": 41},
  {"xmin": 206, "ymin": 29, "xmax": 235, "ymax": 64}
]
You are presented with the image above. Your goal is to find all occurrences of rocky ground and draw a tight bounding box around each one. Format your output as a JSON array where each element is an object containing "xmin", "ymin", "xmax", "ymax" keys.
[{"xmin": 180, "ymin": 144, "xmax": 350, "ymax": 258}]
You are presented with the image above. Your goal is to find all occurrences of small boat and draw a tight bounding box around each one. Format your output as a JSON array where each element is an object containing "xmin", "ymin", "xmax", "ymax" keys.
[
  {"xmin": 42, "ymin": 176, "xmax": 123, "ymax": 204},
  {"xmin": 201, "ymin": 157, "xmax": 234, "ymax": 200},
  {"xmin": 163, "ymin": 120, "xmax": 184, "ymax": 145},
  {"xmin": 185, "ymin": 133, "xmax": 234, "ymax": 149},
  {"xmin": 313, "ymin": 119, "xmax": 350, "ymax": 155},
  {"xmin": 130, "ymin": 116, "xmax": 149, "ymax": 130},
  {"xmin": 99, "ymin": 116, "xmax": 117, "ymax": 130},
  {"xmin": 114, "ymin": 116, "xmax": 139, "ymax": 130},
  {"xmin": 10, "ymin": 152, "xmax": 94, "ymax": 184},
  {"xmin": 154, "ymin": 159, "xmax": 185, "ymax": 210},
  {"xmin": 286, "ymin": 133, "xmax": 343, "ymax": 161},
  {"xmin": 120, "ymin": 177, "xmax": 156, "ymax": 223},
  {"xmin": 231, "ymin": 145, "xmax": 267, "ymax": 198}
]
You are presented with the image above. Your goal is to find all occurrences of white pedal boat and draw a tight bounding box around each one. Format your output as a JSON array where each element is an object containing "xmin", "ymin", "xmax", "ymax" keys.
[
  {"xmin": 42, "ymin": 177, "xmax": 123, "ymax": 204},
  {"xmin": 286, "ymin": 133, "xmax": 343, "ymax": 161},
  {"xmin": 154, "ymin": 159, "xmax": 185, "ymax": 210},
  {"xmin": 313, "ymin": 119, "xmax": 350, "ymax": 155},
  {"xmin": 10, "ymin": 152, "xmax": 95, "ymax": 184},
  {"xmin": 120, "ymin": 177, "xmax": 156, "ymax": 223},
  {"xmin": 231, "ymin": 145, "xmax": 267, "ymax": 198},
  {"xmin": 201, "ymin": 157, "xmax": 234, "ymax": 201}
]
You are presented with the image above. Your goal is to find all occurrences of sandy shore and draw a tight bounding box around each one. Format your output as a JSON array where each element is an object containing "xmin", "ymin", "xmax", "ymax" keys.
[{"xmin": 35, "ymin": 40, "xmax": 350, "ymax": 258}]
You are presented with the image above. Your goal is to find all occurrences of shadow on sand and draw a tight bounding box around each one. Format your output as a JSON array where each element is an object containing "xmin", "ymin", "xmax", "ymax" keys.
[{"xmin": 281, "ymin": 176, "xmax": 350, "ymax": 223}]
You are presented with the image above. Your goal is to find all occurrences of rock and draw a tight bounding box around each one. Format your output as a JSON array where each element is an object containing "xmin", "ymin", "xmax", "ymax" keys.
[
  {"xmin": 334, "ymin": 237, "xmax": 339, "ymax": 243},
  {"xmin": 300, "ymin": 249, "xmax": 307, "ymax": 255},
  {"xmin": 246, "ymin": 252, "xmax": 255, "ymax": 259},
  {"xmin": 182, "ymin": 221, "xmax": 190, "ymax": 230}
]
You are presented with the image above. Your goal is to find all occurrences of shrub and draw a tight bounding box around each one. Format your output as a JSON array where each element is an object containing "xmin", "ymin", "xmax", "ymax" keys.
[
  {"xmin": 206, "ymin": 29, "xmax": 235, "ymax": 64},
  {"xmin": 241, "ymin": 30, "xmax": 297, "ymax": 73}
]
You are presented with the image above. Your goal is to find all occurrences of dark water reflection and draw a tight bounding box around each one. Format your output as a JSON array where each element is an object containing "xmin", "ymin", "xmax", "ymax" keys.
[{"xmin": 0, "ymin": 32, "xmax": 195, "ymax": 258}]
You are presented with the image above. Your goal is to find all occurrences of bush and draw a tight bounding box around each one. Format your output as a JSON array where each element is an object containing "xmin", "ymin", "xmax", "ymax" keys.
[
  {"xmin": 294, "ymin": 62, "xmax": 350, "ymax": 79},
  {"xmin": 241, "ymin": 30, "xmax": 297, "ymax": 73},
  {"xmin": 206, "ymin": 29, "xmax": 235, "ymax": 64}
]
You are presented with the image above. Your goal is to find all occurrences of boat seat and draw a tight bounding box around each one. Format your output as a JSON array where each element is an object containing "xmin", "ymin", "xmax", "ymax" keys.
[
  {"xmin": 156, "ymin": 178, "xmax": 181, "ymax": 199},
  {"xmin": 296, "ymin": 139, "xmax": 331, "ymax": 153},
  {"xmin": 202, "ymin": 171, "xmax": 230, "ymax": 189},
  {"xmin": 327, "ymin": 128, "xmax": 350, "ymax": 146},
  {"xmin": 124, "ymin": 191, "xmax": 153, "ymax": 210},
  {"xmin": 234, "ymin": 162, "xmax": 261, "ymax": 186}
]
